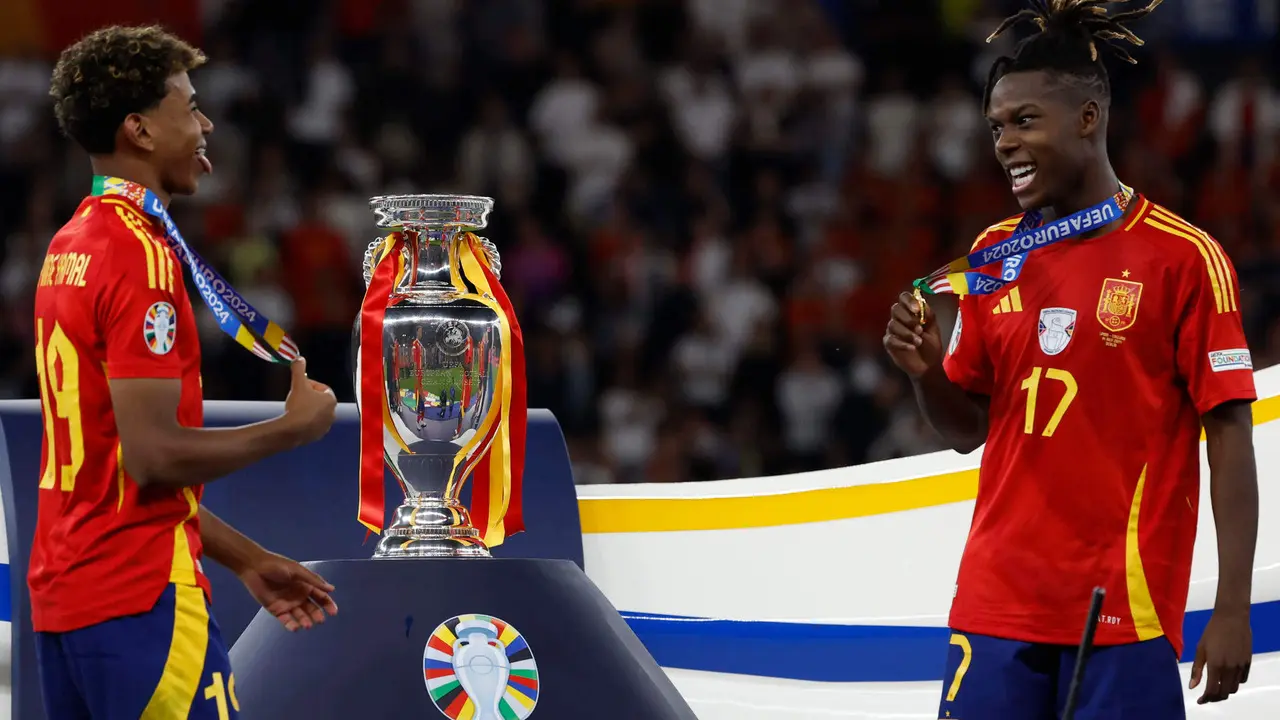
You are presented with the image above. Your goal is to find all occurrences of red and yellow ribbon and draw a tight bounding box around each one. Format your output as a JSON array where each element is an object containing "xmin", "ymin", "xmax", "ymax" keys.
[
  {"xmin": 357, "ymin": 231, "xmax": 526, "ymax": 546},
  {"xmin": 456, "ymin": 233, "xmax": 526, "ymax": 545},
  {"xmin": 358, "ymin": 232, "xmax": 404, "ymax": 534}
]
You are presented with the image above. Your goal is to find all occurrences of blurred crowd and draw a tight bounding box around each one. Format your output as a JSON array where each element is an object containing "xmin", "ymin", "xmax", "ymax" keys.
[{"xmin": 1, "ymin": 0, "xmax": 1278, "ymax": 485}]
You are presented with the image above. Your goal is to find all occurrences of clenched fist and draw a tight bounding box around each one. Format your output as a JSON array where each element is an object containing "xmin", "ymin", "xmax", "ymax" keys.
[
  {"xmin": 883, "ymin": 291, "xmax": 945, "ymax": 379},
  {"xmin": 284, "ymin": 358, "xmax": 337, "ymax": 445}
]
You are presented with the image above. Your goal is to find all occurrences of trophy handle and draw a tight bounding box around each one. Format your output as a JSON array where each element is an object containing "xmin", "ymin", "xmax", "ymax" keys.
[
  {"xmin": 362, "ymin": 236, "xmax": 406, "ymax": 287},
  {"xmin": 363, "ymin": 235, "xmax": 499, "ymax": 284},
  {"xmin": 474, "ymin": 235, "xmax": 501, "ymax": 279}
]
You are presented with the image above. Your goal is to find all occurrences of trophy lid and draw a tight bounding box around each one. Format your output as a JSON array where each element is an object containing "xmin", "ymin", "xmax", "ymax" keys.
[{"xmin": 368, "ymin": 194, "xmax": 494, "ymax": 229}]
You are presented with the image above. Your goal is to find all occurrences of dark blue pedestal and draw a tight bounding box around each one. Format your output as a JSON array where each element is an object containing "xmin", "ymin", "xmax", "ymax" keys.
[{"xmin": 229, "ymin": 558, "xmax": 696, "ymax": 720}]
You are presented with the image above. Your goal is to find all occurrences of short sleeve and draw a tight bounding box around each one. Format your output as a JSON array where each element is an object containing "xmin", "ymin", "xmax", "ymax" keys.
[
  {"xmin": 943, "ymin": 294, "xmax": 994, "ymax": 395},
  {"xmin": 96, "ymin": 211, "xmax": 184, "ymax": 379},
  {"xmin": 1174, "ymin": 243, "xmax": 1256, "ymax": 415}
]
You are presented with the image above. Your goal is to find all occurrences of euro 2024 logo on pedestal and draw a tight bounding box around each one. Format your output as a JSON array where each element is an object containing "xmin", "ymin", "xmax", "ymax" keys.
[{"xmin": 425, "ymin": 614, "xmax": 539, "ymax": 719}]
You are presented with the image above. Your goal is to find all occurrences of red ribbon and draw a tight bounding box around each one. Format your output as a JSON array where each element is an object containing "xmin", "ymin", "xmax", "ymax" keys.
[
  {"xmin": 469, "ymin": 239, "xmax": 527, "ymax": 539},
  {"xmin": 357, "ymin": 233, "xmax": 402, "ymax": 534}
]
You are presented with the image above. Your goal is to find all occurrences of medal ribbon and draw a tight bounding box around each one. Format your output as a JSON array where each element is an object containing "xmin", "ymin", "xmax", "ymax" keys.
[
  {"xmin": 913, "ymin": 184, "xmax": 1134, "ymax": 298},
  {"xmin": 91, "ymin": 176, "xmax": 300, "ymax": 363}
]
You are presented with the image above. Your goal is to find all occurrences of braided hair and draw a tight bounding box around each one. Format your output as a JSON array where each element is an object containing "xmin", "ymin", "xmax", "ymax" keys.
[{"xmin": 981, "ymin": 0, "xmax": 1163, "ymax": 112}]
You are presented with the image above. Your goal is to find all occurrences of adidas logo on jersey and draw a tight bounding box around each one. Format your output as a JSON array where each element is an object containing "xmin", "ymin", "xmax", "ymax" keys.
[{"xmin": 991, "ymin": 286, "xmax": 1023, "ymax": 314}]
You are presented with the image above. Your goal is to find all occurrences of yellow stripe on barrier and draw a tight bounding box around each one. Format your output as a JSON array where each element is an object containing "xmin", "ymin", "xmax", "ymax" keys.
[
  {"xmin": 578, "ymin": 469, "xmax": 979, "ymax": 534},
  {"xmin": 580, "ymin": 394, "xmax": 1280, "ymax": 534}
]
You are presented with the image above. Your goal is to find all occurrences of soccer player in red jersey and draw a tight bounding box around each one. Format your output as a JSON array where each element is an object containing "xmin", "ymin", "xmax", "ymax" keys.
[
  {"xmin": 32, "ymin": 25, "xmax": 340, "ymax": 719},
  {"xmin": 884, "ymin": 2, "xmax": 1257, "ymax": 717},
  {"xmin": 413, "ymin": 327, "xmax": 428, "ymax": 424}
]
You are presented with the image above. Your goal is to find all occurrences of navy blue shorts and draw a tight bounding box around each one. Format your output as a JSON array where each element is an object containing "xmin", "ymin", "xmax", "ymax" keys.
[
  {"xmin": 36, "ymin": 583, "xmax": 240, "ymax": 720},
  {"xmin": 938, "ymin": 630, "xmax": 1184, "ymax": 719}
]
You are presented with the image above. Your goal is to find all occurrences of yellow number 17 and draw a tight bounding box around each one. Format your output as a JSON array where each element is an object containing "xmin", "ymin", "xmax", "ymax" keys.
[{"xmin": 1019, "ymin": 366, "xmax": 1077, "ymax": 436}]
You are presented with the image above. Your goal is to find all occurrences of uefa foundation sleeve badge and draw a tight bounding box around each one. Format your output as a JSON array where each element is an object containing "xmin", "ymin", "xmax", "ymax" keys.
[{"xmin": 424, "ymin": 614, "xmax": 538, "ymax": 718}]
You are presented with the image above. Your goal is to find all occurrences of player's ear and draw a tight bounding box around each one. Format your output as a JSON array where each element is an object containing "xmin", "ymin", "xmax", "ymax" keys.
[
  {"xmin": 120, "ymin": 113, "xmax": 156, "ymax": 153},
  {"xmin": 1079, "ymin": 99, "xmax": 1102, "ymax": 139}
]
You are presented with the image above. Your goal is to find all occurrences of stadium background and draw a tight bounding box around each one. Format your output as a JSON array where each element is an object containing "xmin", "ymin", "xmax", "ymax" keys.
[{"xmin": 0, "ymin": 0, "xmax": 1277, "ymax": 487}]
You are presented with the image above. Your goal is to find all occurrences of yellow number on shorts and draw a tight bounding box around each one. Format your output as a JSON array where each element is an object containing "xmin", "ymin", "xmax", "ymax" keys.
[
  {"xmin": 1019, "ymin": 366, "xmax": 1077, "ymax": 437},
  {"xmin": 204, "ymin": 671, "xmax": 240, "ymax": 718},
  {"xmin": 946, "ymin": 633, "xmax": 972, "ymax": 702},
  {"xmin": 35, "ymin": 318, "xmax": 84, "ymax": 491}
]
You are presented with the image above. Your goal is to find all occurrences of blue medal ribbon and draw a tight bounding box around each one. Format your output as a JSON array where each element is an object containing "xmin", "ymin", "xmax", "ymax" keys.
[{"xmin": 914, "ymin": 185, "xmax": 1133, "ymax": 297}]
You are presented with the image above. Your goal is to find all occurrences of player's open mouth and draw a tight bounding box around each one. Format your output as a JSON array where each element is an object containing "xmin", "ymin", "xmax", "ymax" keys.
[
  {"xmin": 1010, "ymin": 163, "xmax": 1036, "ymax": 192},
  {"xmin": 196, "ymin": 146, "xmax": 212, "ymax": 174}
]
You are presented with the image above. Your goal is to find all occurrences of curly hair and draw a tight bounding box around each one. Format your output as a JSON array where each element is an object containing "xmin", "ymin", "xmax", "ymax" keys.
[
  {"xmin": 981, "ymin": 0, "xmax": 1162, "ymax": 112},
  {"xmin": 49, "ymin": 25, "xmax": 206, "ymax": 155}
]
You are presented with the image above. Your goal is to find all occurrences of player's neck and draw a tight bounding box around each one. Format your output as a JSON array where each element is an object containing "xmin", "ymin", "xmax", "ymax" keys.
[
  {"xmin": 1044, "ymin": 161, "xmax": 1127, "ymax": 238},
  {"xmin": 89, "ymin": 155, "xmax": 171, "ymax": 207}
]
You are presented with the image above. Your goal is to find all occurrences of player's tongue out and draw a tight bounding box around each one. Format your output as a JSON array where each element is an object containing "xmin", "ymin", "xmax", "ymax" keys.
[{"xmin": 196, "ymin": 146, "xmax": 212, "ymax": 174}]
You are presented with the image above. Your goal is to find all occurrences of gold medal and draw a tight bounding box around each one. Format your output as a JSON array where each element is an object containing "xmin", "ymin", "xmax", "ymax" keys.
[{"xmin": 912, "ymin": 286, "xmax": 928, "ymax": 327}]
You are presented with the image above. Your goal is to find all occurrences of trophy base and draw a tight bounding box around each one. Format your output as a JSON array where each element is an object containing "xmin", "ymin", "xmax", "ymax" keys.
[
  {"xmin": 372, "ymin": 495, "xmax": 491, "ymax": 559},
  {"xmin": 229, "ymin": 559, "xmax": 698, "ymax": 720},
  {"xmin": 373, "ymin": 533, "xmax": 490, "ymax": 558}
]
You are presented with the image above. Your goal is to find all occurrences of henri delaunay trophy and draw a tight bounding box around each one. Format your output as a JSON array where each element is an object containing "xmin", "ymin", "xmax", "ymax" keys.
[{"xmin": 353, "ymin": 194, "xmax": 527, "ymax": 558}]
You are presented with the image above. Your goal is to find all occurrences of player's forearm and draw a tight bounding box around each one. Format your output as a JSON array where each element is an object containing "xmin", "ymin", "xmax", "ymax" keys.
[
  {"xmin": 911, "ymin": 365, "xmax": 989, "ymax": 454},
  {"xmin": 199, "ymin": 506, "xmax": 266, "ymax": 575},
  {"xmin": 131, "ymin": 416, "xmax": 304, "ymax": 489},
  {"xmin": 1204, "ymin": 401, "xmax": 1258, "ymax": 614}
]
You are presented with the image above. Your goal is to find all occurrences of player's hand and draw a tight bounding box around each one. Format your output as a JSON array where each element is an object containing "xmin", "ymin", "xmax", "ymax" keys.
[
  {"xmin": 884, "ymin": 291, "xmax": 944, "ymax": 379},
  {"xmin": 1189, "ymin": 610, "xmax": 1251, "ymax": 703},
  {"xmin": 284, "ymin": 358, "xmax": 337, "ymax": 445},
  {"xmin": 237, "ymin": 551, "xmax": 339, "ymax": 632}
]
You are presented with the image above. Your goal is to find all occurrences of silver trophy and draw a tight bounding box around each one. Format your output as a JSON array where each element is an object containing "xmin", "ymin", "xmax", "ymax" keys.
[{"xmin": 355, "ymin": 194, "xmax": 505, "ymax": 558}]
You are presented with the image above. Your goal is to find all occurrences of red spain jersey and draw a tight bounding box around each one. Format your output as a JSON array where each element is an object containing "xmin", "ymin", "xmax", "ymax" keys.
[
  {"xmin": 412, "ymin": 339, "xmax": 425, "ymax": 376},
  {"xmin": 29, "ymin": 194, "xmax": 210, "ymax": 633},
  {"xmin": 942, "ymin": 195, "xmax": 1256, "ymax": 655}
]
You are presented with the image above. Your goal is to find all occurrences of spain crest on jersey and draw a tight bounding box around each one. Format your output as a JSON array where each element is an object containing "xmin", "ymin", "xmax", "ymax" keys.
[
  {"xmin": 143, "ymin": 301, "xmax": 176, "ymax": 355},
  {"xmin": 1037, "ymin": 307, "xmax": 1076, "ymax": 355},
  {"xmin": 1096, "ymin": 278, "xmax": 1143, "ymax": 332}
]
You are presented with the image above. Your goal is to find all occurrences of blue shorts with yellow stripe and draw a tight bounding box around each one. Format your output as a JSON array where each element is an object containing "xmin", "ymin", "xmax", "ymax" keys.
[
  {"xmin": 938, "ymin": 630, "xmax": 1184, "ymax": 719},
  {"xmin": 36, "ymin": 583, "xmax": 240, "ymax": 720}
]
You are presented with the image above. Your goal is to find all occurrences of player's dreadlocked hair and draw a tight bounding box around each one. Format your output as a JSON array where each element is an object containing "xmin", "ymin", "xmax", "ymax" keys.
[
  {"xmin": 981, "ymin": 0, "xmax": 1162, "ymax": 112},
  {"xmin": 50, "ymin": 25, "xmax": 206, "ymax": 155}
]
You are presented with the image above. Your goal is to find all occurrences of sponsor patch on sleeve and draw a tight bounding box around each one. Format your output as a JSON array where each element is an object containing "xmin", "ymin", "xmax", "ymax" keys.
[
  {"xmin": 1208, "ymin": 348, "xmax": 1252, "ymax": 372},
  {"xmin": 948, "ymin": 309, "xmax": 962, "ymax": 356}
]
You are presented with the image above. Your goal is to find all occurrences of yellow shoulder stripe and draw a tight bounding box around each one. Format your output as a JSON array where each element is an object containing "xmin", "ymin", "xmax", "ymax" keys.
[
  {"xmin": 108, "ymin": 203, "xmax": 174, "ymax": 293},
  {"xmin": 1122, "ymin": 198, "xmax": 1150, "ymax": 232},
  {"xmin": 969, "ymin": 217, "xmax": 1023, "ymax": 251},
  {"xmin": 1142, "ymin": 206, "xmax": 1235, "ymax": 313}
]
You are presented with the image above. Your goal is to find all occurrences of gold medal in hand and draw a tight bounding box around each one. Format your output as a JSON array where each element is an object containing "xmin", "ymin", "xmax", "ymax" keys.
[{"xmin": 912, "ymin": 287, "xmax": 928, "ymax": 327}]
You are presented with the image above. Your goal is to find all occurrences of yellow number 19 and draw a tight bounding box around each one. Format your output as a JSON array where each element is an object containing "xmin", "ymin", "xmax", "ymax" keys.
[
  {"xmin": 1019, "ymin": 366, "xmax": 1077, "ymax": 436},
  {"xmin": 35, "ymin": 318, "xmax": 84, "ymax": 491},
  {"xmin": 204, "ymin": 671, "xmax": 240, "ymax": 718}
]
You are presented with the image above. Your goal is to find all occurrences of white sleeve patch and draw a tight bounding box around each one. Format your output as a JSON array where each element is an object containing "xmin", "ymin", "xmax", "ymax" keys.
[
  {"xmin": 947, "ymin": 309, "xmax": 962, "ymax": 356},
  {"xmin": 1208, "ymin": 348, "xmax": 1251, "ymax": 372},
  {"xmin": 143, "ymin": 301, "xmax": 177, "ymax": 355}
]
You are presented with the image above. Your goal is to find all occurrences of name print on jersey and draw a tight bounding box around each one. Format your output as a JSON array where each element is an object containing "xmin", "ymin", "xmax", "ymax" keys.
[{"xmin": 38, "ymin": 252, "xmax": 94, "ymax": 288}]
